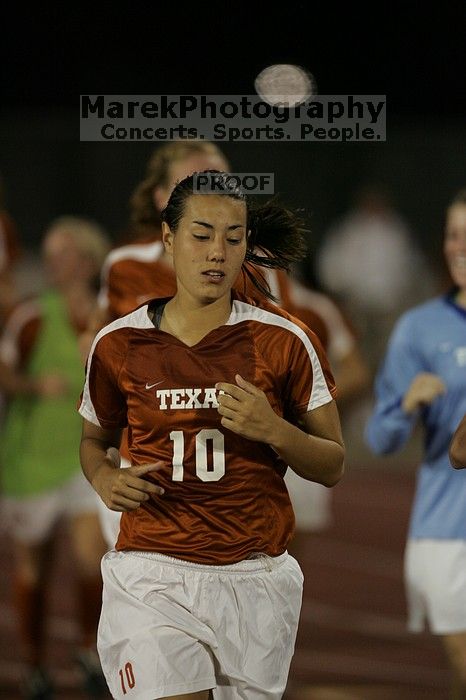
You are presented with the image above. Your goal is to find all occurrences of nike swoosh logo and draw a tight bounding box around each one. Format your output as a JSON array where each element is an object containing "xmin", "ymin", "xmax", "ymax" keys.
[{"xmin": 145, "ymin": 380, "xmax": 164, "ymax": 390}]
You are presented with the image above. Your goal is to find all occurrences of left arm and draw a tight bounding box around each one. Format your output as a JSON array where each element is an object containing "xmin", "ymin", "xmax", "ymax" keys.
[{"xmin": 216, "ymin": 374, "xmax": 344, "ymax": 487}]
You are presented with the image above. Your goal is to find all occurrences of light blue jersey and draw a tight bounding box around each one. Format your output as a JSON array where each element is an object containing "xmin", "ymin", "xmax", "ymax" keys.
[{"xmin": 365, "ymin": 292, "xmax": 466, "ymax": 539}]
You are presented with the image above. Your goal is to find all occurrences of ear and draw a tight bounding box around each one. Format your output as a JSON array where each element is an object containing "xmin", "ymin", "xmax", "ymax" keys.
[{"xmin": 162, "ymin": 222, "xmax": 174, "ymax": 256}]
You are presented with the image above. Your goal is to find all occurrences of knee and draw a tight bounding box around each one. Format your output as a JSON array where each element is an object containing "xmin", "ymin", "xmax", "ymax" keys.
[{"xmin": 443, "ymin": 635, "xmax": 466, "ymax": 685}]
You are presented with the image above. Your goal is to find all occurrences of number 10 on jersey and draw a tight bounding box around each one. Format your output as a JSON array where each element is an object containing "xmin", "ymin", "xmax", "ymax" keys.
[{"xmin": 169, "ymin": 429, "xmax": 225, "ymax": 482}]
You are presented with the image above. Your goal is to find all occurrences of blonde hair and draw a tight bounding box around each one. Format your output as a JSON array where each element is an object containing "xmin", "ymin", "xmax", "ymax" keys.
[
  {"xmin": 46, "ymin": 216, "xmax": 110, "ymax": 275},
  {"xmin": 129, "ymin": 141, "xmax": 229, "ymax": 232},
  {"xmin": 449, "ymin": 189, "xmax": 466, "ymax": 209}
]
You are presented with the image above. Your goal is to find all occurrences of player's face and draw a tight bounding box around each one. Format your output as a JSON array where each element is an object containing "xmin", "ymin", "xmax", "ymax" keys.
[
  {"xmin": 154, "ymin": 153, "xmax": 229, "ymax": 212},
  {"xmin": 444, "ymin": 204, "xmax": 466, "ymax": 289},
  {"xmin": 162, "ymin": 194, "xmax": 247, "ymax": 304},
  {"xmin": 43, "ymin": 229, "xmax": 83, "ymax": 288}
]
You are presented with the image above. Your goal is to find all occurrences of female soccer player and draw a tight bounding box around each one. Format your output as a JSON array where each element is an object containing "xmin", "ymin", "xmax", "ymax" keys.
[
  {"xmin": 79, "ymin": 172, "xmax": 345, "ymax": 699},
  {"xmin": 85, "ymin": 141, "xmax": 337, "ymax": 549},
  {"xmin": 365, "ymin": 189, "xmax": 466, "ymax": 696},
  {"xmin": 0, "ymin": 217, "xmax": 110, "ymax": 698}
]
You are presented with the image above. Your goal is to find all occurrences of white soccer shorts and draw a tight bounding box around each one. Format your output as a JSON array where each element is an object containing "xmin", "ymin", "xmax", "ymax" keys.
[
  {"xmin": 98, "ymin": 549, "xmax": 303, "ymax": 699},
  {"xmin": 405, "ymin": 538, "xmax": 466, "ymax": 634},
  {"xmin": 1, "ymin": 470, "xmax": 99, "ymax": 544}
]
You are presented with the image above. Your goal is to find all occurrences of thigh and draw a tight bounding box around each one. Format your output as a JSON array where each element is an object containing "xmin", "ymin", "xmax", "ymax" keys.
[
  {"xmin": 208, "ymin": 554, "xmax": 304, "ymax": 699},
  {"xmin": 15, "ymin": 537, "xmax": 56, "ymax": 584},
  {"xmin": 98, "ymin": 551, "xmax": 216, "ymax": 700},
  {"xmin": 2, "ymin": 491, "xmax": 60, "ymax": 545},
  {"xmin": 404, "ymin": 539, "xmax": 428, "ymax": 632}
]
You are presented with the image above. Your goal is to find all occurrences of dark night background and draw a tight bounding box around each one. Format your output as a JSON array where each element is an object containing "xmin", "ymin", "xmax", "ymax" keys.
[{"xmin": 1, "ymin": 4, "xmax": 465, "ymax": 270}]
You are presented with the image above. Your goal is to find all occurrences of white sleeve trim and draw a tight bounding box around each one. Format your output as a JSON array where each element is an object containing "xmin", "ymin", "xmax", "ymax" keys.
[
  {"xmin": 228, "ymin": 300, "xmax": 333, "ymax": 411},
  {"xmin": 79, "ymin": 306, "xmax": 153, "ymax": 427}
]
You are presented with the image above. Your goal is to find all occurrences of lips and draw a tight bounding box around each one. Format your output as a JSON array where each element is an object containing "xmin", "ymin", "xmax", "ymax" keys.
[
  {"xmin": 202, "ymin": 270, "xmax": 225, "ymax": 279},
  {"xmin": 451, "ymin": 256, "xmax": 466, "ymax": 269}
]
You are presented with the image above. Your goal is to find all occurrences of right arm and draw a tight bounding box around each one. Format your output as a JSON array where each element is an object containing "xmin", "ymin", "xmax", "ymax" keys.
[
  {"xmin": 450, "ymin": 414, "xmax": 466, "ymax": 469},
  {"xmin": 80, "ymin": 418, "xmax": 164, "ymax": 510},
  {"xmin": 365, "ymin": 314, "xmax": 443, "ymax": 455},
  {"xmin": 0, "ymin": 358, "xmax": 67, "ymax": 396},
  {"xmin": 79, "ymin": 327, "xmax": 164, "ymax": 510}
]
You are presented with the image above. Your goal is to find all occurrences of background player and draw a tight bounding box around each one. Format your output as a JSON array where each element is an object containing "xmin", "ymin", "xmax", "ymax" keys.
[
  {"xmin": 365, "ymin": 189, "xmax": 466, "ymax": 697},
  {"xmin": 0, "ymin": 217, "xmax": 110, "ymax": 699}
]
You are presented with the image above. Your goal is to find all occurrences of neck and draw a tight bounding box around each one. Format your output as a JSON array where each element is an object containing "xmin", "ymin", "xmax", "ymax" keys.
[
  {"xmin": 455, "ymin": 288, "xmax": 466, "ymax": 309},
  {"xmin": 162, "ymin": 289, "xmax": 232, "ymax": 346}
]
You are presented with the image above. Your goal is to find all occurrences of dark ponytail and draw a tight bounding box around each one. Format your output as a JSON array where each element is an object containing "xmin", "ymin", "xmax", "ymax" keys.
[{"xmin": 244, "ymin": 199, "xmax": 309, "ymax": 299}]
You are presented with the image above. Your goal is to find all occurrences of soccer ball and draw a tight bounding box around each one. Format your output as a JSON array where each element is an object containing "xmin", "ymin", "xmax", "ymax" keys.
[{"xmin": 254, "ymin": 64, "xmax": 316, "ymax": 107}]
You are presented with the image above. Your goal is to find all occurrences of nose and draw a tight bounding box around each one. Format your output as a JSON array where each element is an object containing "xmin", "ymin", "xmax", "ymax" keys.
[{"xmin": 207, "ymin": 235, "xmax": 226, "ymax": 262}]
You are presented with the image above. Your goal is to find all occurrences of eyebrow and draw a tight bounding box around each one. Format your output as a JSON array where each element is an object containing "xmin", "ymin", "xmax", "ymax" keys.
[{"xmin": 192, "ymin": 220, "xmax": 245, "ymax": 231}]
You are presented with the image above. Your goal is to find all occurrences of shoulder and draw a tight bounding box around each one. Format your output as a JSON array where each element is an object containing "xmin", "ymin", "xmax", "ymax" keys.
[
  {"xmin": 0, "ymin": 298, "xmax": 42, "ymax": 365},
  {"xmin": 102, "ymin": 239, "xmax": 164, "ymax": 276},
  {"xmin": 395, "ymin": 296, "xmax": 445, "ymax": 331},
  {"xmin": 2, "ymin": 297, "xmax": 42, "ymax": 332},
  {"xmin": 229, "ymin": 291, "xmax": 325, "ymax": 360},
  {"xmin": 230, "ymin": 290, "xmax": 310, "ymax": 333},
  {"xmin": 384, "ymin": 297, "xmax": 446, "ymax": 353},
  {"xmin": 91, "ymin": 305, "xmax": 154, "ymax": 356},
  {"xmin": 2, "ymin": 296, "xmax": 43, "ymax": 340}
]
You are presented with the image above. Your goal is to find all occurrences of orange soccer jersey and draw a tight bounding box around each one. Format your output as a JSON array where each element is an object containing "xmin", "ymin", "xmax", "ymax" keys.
[
  {"xmin": 97, "ymin": 241, "xmax": 332, "ymax": 471},
  {"xmin": 79, "ymin": 292, "xmax": 336, "ymax": 565}
]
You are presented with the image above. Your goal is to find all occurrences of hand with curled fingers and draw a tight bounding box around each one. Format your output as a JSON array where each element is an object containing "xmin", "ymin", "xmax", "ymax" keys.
[
  {"xmin": 216, "ymin": 373, "xmax": 281, "ymax": 443},
  {"xmin": 92, "ymin": 460, "xmax": 165, "ymax": 512},
  {"xmin": 402, "ymin": 372, "xmax": 447, "ymax": 415}
]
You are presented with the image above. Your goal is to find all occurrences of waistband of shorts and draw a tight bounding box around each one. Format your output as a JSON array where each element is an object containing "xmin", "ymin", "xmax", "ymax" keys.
[{"xmin": 126, "ymin": 550, "xmax": 289, "ymax": 574}]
